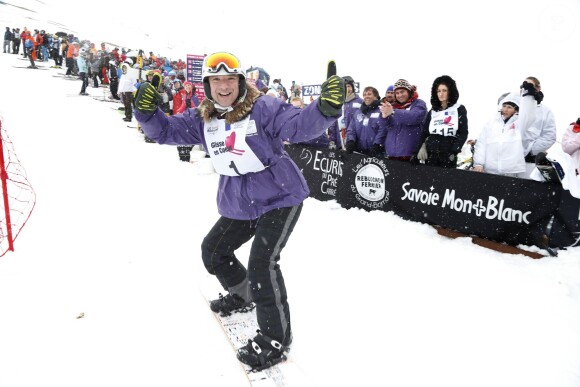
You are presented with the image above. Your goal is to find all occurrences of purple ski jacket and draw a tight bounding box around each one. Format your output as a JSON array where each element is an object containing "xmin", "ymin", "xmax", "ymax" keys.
[
  {"xmin": 135, "ymin": 85, "xmax": 338, "ymax": 220},
  {"xmin": 376, "ymin": 98, "xmax": 428, "ymax": 157}
]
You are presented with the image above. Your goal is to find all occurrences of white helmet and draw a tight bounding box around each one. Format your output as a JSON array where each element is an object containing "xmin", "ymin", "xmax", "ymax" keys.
[
  {"xmin": 124, "ymin": 58, "xmax": 133, "ymax": 66},
  {"xmin": 202, "ymin": 52, "xmax": 246, "ymax": 104}
]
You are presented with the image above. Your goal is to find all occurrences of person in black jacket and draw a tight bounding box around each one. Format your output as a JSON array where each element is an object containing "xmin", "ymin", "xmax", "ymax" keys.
[
  {"xmin": 12, "ymin": 28, "xmax": 20, "ymax": 54},
  {"xmin": 411, "ymin": 75, "xmax": 468, "ymax": 168},
  {"xmin": 3, "ymin": 27, "xmax": 13, "ymax": 53}
]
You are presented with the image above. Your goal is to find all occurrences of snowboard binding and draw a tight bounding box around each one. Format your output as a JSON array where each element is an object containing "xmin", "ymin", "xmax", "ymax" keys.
[{"xmin": 535, "ymin": 152, "xmax": 565, "ymax": 184}]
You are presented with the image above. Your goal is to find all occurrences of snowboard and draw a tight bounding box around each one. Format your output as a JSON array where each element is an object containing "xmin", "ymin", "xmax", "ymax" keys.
[
  {"xmin": 536, "ymin": 152, "xmax": 565, "ymax": 184},
  {"xmin": 52, "ymin": 74, "xmax": 79, "ymax": 80},
  {"xmin": 199, "ymin": 277, "xmax": 308, "ymax": 386},
  {"xmin": 93, "ymin": 96, "xmax": 121, "ymax": 103},
  {"xmin": 12, "ymin": 65, "xmax": 49, "ymax": 70}
]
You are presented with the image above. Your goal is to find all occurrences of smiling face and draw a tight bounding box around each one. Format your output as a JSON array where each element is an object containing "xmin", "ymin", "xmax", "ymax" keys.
[
  {"xmin": 363, "ymin": 89, "xmax": 378, "ymax": 105},
  {"xmin": 395, "ymin": 88, "xmax": 411, "ymax": 104},
  {"xmin": 209, "ymin": 75, "xmax": 240, "ymax": 106}
]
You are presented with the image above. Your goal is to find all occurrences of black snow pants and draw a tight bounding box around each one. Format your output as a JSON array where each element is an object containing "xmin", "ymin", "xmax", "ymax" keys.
[{"xmin": 201, "ymin": 203, "xmax": 302, "ymax": 346}]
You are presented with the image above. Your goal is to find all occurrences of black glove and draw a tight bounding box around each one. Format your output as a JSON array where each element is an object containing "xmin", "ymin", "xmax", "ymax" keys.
[
  {"xmin": 151, "ymin": 73, "xmax": 162, "ymax": 89},
  {"xmin": 369, "ymin": 143, "xmax": 384, "ymax": 157},
  {"xmin": 535, "ymin": 90, "xmax": 544, "ymax": 104},
  {"xmin": 134, "ymin": 81, "xmax": 162, "ymax": 114},
  {"xmin": 520, "ymin": 81, "xmax": 537, "ymax": 99},
  {"xmin": 345, "ymin": 140, "xmax": 355, "ymax": 154},
  {"xmin": 318, "ymin": 75, "xmax": 345, "ymax": 117}
]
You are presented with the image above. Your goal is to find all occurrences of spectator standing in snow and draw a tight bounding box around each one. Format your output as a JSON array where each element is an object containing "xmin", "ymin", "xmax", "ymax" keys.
[
  {"xmin": 519, "ymin": 76, "xmax": 557, "ymax": 178},
  {"xmin": 562, "ymin": 118, "xmax": 580, "ymax": 175},
  {"xmin": 272, "ymin": 78, "xmax": 288, "ymax": 101},
  {"xmin": 40, "ymin": 30, "xmax": 49, "ymax": 61},
  {"xmin": 327, "ymin": 75, "xmax": 363, "ymax": 150},
  {"xmin": 12, "ymin": 28, "xmax": 20, "ymax": 54},
  {"xmin": 20, "ymin": 28, "xmax": 29, "ymax": 58},
  {"xmin": 118, "ymin": 59, "xmax": 137, "ymax": 122},
  {"xmin": 89, "ymin": 51, "xmax": 101, "ymax": 88},
  {"xmin": 472, "ymin": 82, "xmax": 540, "ymax": 176},
  {"xmin": 344, "ymin": 86, "xmax": 385, "ymax": 157},
  {"xmin": 177, "ymin": 81, "xmax": 200, "ymax": 113},
  {"xmin": 4, "ymin": 27, "xmax": 13, "ymax": 53},
  {"xmin": 23, "ymin": 31, "xmax": 36, "ymax": 68},
  {"xmin": 384, "ymin": 85, "xmax": 395, "ymax": 103},
  {"xmin": 107, "ymin": 60, "xmax": 120, "ymax": 100},
  {"xmin": 377, "ymin": 78, "xmax": 428, "ymax": 161},
  {"xmin": 411, "ymin": 75, "xmax": 468, "ymax": 168},
  {"xmin": 171, "ymin": 79, "xmax": 194, "ymax": 161},
  {"xmin": 77, "ymin": 48, "xmax": 89, "ymax": 96},
  {"xmin": 65, "ymin": 41, "xmax": 79, "ymax": 75},
  {"xmin": 50, "ymin": 34, "xmax": 62, "ymax": 67},
  {"xmin": 132, "ymin": 51, "xmax": 344, "ymax": 370}
]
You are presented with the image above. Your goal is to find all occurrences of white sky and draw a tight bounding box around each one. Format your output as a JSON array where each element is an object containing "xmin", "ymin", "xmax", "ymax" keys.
[
  {"xmin": 3, "ymin": 0, "xmax": 580, "ymax": 139},
  {"xmin": 1, "ymin": 3, "xmax": 580, "ymax": 386}
]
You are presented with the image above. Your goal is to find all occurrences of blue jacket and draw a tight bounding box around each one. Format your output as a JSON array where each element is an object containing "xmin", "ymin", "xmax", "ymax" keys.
[
  {"xmin": 327, "ymin": 94, "xmax": 363, "ymax": 146},
  {"xmin": 376, "ymin": 98, "xmax": 428, "ymax": 157},
  {"xmin": 346, "ymin": 101, "xmax": 383, "ymax": 153},
  {"xmin": 77, "ymin": 56, "xmax": 88, "ymax": 73},
  {"xmin": 136, "ymin": 84, "xmax": 338, "ymax": 220}
]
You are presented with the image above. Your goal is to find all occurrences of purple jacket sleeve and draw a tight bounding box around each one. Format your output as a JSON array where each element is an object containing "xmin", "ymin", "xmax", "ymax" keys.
[{"xmin": 135, "ymin": 108, "xmax": 204, "ymax": 146}]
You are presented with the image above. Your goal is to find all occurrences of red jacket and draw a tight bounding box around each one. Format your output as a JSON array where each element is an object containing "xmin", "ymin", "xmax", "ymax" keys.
[{"xmin": 173, "ymin": 88, "xmax": 185, "ymax": 115}]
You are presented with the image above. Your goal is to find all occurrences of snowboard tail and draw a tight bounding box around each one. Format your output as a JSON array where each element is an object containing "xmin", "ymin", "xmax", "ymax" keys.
[{"xmin": 199, "ymin": 277, "xmax": 307, "ymax": 386}]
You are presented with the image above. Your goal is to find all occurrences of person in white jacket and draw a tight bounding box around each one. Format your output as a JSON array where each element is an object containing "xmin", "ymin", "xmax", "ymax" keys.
[
  {"xmin": 472, "ymin": 82, "xmax": 538, "ymax": 177},
  {"xmin": 562, "ymin": 118, "xmax": 580, "ymax": 177},
  {"xmin": 118, "ymin": 59, "xmax": 137, "ymax": 122},
  {"xmin": 520, "ymin": 76, "xmax": 557, "ymax": 177}
]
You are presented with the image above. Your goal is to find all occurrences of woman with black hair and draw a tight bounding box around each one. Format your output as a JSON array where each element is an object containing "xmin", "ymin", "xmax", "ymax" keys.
[{"xmin": 412, "ymin": 75, "xmax": 468, "ymax": 168}]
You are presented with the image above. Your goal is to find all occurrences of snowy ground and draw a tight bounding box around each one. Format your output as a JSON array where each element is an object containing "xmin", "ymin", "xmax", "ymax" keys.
[{"xmin": 1, "ymin": 44, "xmax": 580, "ymax": 387}]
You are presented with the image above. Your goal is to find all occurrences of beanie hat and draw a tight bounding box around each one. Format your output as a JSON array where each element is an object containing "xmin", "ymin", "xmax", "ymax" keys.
[
  {"xmin": 394, "ymin": 79, "xmax": 414, "ymax": 94},
  {"xmin": 386, "ymin": 85, "xmax": 394, "ymax": 93}
]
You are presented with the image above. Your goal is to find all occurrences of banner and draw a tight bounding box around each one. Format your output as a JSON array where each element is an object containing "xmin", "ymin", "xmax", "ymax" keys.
[
  {"xmin": 186, "ymin": 54, "xmax": 206, "ymax": 102},
  {"xmin": 286, "ymin": 145, "xmax": 580, "ymax": 248},
  {"xmin": 302, "ymin": 82, "xmax": 360, "ymax": 97}
]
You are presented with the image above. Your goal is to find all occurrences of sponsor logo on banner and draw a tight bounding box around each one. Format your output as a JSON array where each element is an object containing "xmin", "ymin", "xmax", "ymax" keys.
[
  {"xmin": 350, "ymin": 158, "xmax": 390, "ymax": 209},
  {"xmin": 299, "ymin": 148, "xmax": 344, "ymax": 197},
  {"xmin": 400, "ymin": 182, "xmax": 532, "ymax": 224}
]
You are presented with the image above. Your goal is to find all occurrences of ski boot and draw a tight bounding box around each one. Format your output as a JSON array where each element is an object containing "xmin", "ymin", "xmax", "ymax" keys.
[
  {"xmin": 209, "ymin": 292, "xmax": 253, "ymax": 317},
  {"xmin": 237, "ymin": 330, "xmax": 291, "ymax": 371}
]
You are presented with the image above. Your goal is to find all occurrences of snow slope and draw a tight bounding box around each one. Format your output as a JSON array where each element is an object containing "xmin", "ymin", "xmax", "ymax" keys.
[{"xmin": 1, "ymin": 10, "xmax": 580, "ymax": 387}]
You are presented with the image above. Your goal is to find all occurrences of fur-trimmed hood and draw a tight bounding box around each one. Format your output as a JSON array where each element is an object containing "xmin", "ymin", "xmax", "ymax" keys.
[
  {"xmin": 198, "ymin": 82, "xmax": 262, "ymax": 124},
  {"xmin": 430, "ymin": 75, "xmax": 459, "ymax": 111}
]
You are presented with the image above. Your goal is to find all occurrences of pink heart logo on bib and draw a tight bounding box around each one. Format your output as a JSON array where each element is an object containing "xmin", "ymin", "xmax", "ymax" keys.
[{"xmin": 225, "ymin": 131, "xmax": 236, "ymax": 148}]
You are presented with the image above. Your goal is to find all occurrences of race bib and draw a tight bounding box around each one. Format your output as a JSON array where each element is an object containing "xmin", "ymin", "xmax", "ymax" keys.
[
  {"xmin": 204, "ymin": 116, "xmax": 266, "ymax": 176},
  {"xmin": 428, "ymin": 105, "xmax": 460, "ymax": 137}
]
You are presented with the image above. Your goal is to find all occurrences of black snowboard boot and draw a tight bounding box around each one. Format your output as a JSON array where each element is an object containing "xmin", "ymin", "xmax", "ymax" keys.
[
  {"xmin": 237, "ymin": 330, "xmax": 291, "ymax": 370},
  {"xmin": 209, "ymin": 293, "xmax": 253, "ymax": 317}
]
